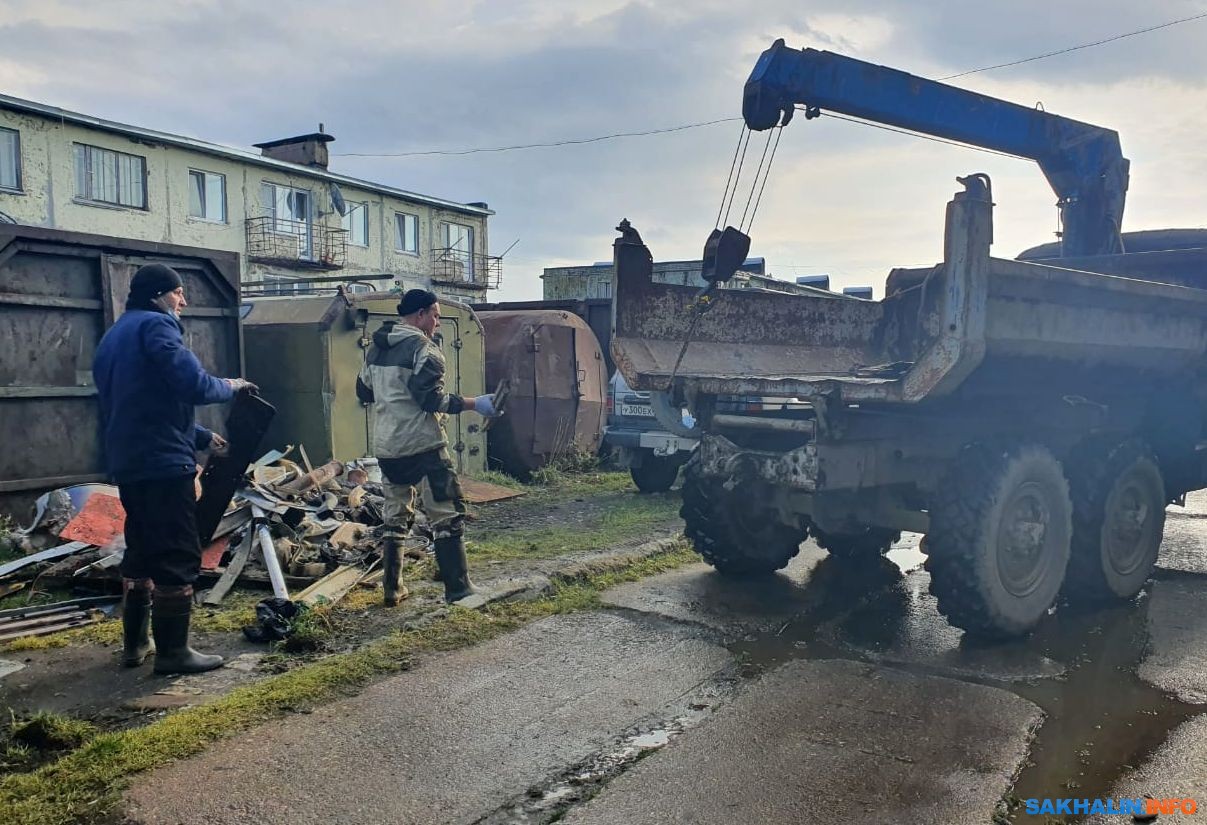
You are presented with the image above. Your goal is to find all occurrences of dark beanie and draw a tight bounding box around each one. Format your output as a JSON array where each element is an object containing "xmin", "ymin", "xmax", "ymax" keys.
[
  {"xmin": 397, "ymin": 288, "xmax": 438, "ymax": 316},
  {"xmin": 128, "ymin": 264, "xmax": 183, "ymax": 306}
]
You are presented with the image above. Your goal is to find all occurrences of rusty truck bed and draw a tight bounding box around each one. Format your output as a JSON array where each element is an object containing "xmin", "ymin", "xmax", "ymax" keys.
[{"xmin": 611, "ymin": 196, "xmax": 1207, "ymax": 406}]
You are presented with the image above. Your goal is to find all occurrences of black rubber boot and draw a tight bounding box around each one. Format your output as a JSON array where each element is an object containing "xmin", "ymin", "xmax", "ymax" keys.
[
  {"xmin": 382, "ymin": 537, "xmax": 408, "ymax": 606},
  {"xmin": 120, "ymin": 581, "xmax": 154, "ymax": 667},
  {"xmin": 434, "ymin": 536, "xmax": 477, "ymax": 603},
  {"xmin": 151, "ymin": 588, "xmax": 224, "ymax": 675}
]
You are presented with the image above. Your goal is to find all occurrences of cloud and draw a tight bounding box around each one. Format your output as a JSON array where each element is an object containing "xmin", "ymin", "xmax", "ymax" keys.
[{"xmin": 1, "ymin": 0, "xmax": 1204, "ymax": 299}]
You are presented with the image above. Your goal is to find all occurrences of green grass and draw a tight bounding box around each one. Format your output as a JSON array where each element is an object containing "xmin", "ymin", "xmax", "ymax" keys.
[
  {"xmin": 469, "ymin": 494, "xmax": 680, "ymax": 562},
  {"xmin": 1, "ymin": 714, "xmax": 98, "ymax": 775},
  {"xmin": 0, "ymin": 543, "xmax": 695, "ymax": 825},
  {"xmin": 0, "ymin": 587, "xmax": 76, "ymax": 613}
]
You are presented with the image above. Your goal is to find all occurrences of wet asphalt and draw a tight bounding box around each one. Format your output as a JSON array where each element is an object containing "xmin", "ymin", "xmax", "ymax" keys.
[{"xmin": 123, "ymin": 495, "xmax": 1207, "ymax": 824}]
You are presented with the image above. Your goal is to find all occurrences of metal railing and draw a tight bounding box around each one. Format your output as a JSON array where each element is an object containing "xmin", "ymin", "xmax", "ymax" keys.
[
  {"xmin": 246, "ymin": 216, "xmax": 347, "ymax": 269},
  {"xmin": 430, "ymin": 247, "xmax": 502, "ymax": 289}
]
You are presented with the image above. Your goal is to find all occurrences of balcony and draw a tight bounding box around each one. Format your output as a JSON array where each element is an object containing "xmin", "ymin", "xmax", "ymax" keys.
[
  {"xmin": 246, "ymin": 217, "xmax": 347, "ymax": 270},
  {"xmin": 430, "ymin": 247, "xmax": 502, "ymax": 289}
]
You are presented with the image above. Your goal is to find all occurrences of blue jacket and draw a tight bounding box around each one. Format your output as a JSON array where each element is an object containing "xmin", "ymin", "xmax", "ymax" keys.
[{"xmin": 93, "ymin": 309, "xmax": 233, "ymax": 483}]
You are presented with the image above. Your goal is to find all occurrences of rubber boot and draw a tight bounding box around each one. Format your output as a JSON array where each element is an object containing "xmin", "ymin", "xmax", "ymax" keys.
[
  {"xmin": 120, "ymin": 579, "xmax": 155, "ymax": 667},
  {"xmin": 382, "ymin": 537, "xmax": 409, "ymax": 606},
  {"xmin": 151, "ymin": 587, "xmax": 224, "ymax": 675},
  {"xmin": 434, "ymin": 536, "xmax": 477, "ymax": 603}
]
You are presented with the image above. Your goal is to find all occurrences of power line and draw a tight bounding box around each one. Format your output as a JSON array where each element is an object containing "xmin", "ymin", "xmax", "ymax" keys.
[
  {"xmin": 814, "ymin": 110, "xmax": 1027, "ymax": 161},
  {"xmin": 334, "ymin": 117, "xmax": 741, "ymax": 158},
  {"xmin": 940, "ymin": 10, "xmax": 1207, "ymax": 80},
  {"xmin": 334, "ymin": 12, "xmax": 1207, "ymax": 159}
]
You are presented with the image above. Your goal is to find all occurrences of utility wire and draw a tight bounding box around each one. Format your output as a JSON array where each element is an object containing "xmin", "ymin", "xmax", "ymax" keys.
[
  {"xmin": 813, "ymin": 109, "xmax": 1028, "ymax": 161},
  {"xmin": 334, "ymin": 12, "xmax": 1207, "ymax": 159},
  {"xmin": 940, "ymin": 10, "xmax": 1207, "ymax": 80},
  {"xmin": 334, "ymin": 117, "xmax": 741, "ymax": 157}
]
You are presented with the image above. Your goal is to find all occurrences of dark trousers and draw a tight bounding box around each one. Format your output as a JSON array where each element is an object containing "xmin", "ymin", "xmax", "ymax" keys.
[
  {"xmin": 379, "ymin": 447, "xmax": 467, "ymax": 539},
  {"xmin": 118, "ymin": 473, "xmax": 202, "ymax": 586}
]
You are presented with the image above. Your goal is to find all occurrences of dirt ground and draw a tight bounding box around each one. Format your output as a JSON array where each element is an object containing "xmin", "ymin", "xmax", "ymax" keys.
[{"xmin": 0, "ymin": 472, "xmax": 684, "ymax": 745}]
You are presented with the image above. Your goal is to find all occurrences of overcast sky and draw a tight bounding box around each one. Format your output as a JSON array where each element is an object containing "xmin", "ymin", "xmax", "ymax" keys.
[{"xmin": 2, "ymin": 0, "xmax": 1204, "ymax": 299}]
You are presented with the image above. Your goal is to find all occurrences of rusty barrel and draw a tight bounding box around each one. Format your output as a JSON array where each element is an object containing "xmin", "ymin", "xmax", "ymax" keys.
[{"xmin": 477, "ymin": 310, "xmax": 607, "ymax": 477}]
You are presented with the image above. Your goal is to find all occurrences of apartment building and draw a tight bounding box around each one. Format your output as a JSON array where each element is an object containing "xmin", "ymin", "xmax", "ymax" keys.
[{"xmin": 0, "ymin": 94, "xmax": 498, "ymax": 302}]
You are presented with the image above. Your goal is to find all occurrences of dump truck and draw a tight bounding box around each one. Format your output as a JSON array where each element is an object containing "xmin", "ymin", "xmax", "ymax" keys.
[{"xmin": 611, "ymin": 42, "xmax": 1207, "ymax": 638}]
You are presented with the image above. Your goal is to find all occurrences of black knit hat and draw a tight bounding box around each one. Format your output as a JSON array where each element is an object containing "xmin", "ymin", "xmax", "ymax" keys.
[
  {"xmin": 397, "ymin": 288, "xmax": 438, "ymax": 316},
  {"xmin": 128, "ymin": 264, "xmax": 183, "ymax": 306}
]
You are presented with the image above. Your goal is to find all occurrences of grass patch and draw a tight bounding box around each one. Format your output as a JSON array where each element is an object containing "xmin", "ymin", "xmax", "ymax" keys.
[
  {"xmin": 470, "ymin": 470, "xmax": 526, "ymax": 491},
  {"xmin": 0, "ymin": 542, "xmax": 695, "ymax": 825},
  {"xmin": 1, "ymin": 713, "xmax": 98, "ymax": 775},
  {"xmin": 470, "ymin": 494, "xmax": 680, "ymax": 562},
  {"xmin": 0, "ymin": 587, "xmax": 76, "ymax": 613}
]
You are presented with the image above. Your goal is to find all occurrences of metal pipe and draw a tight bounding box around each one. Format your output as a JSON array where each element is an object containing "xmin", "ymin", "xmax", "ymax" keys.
[
  {"xmin": 251, "ymin": 505, "xmax": 290, "ymax": 600},
  {"xmin": 278, "ymin": 460, "xmax": 345, "ymax": 495},
  {"xmin": 711, "ymin": 414, "xmax": 815, "ymax": 434}
]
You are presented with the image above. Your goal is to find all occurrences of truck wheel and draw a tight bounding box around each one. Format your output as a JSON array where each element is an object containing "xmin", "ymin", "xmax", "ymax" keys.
[
  {"xmin": 680, "ymin": 465, "xmax": 806, "ymax": 575},
  {"xmin": 1064, "ymin": 439, "xmax": 1165, "ymax": 603},
  {"xmin": 925, "ymin": 444, "xmax": 1072, "ymax": 638},
  {"xmin": 813, "ymin": 526, "xmax": 900, "ymax": 561},
  {"xmin": 630, "ymin": 454, "xmax": 681, "ymax": 493}
]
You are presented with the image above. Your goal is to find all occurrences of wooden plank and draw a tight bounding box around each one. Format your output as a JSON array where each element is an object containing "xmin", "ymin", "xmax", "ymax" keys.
[
  {"xmin": 295, "ymin": 565, "xmax": 365, "ymax": 606},
  {"xmin": 0, "ymin": 386, "xmax": 99, "ymax": 399},
  {"xmin": 461, "ymin": 477, "xmax": 526, "ymax": 504},
  {"xmin": 202, "ymin": 533, "xmax": 251, "ymax": 606},
  {"xmin": 0, "ymin": 614, "xmax": 102, "ymax": 642},
  {"xmin": 0, "ymin": 291, "xmax": 103, "ymax": 310}
]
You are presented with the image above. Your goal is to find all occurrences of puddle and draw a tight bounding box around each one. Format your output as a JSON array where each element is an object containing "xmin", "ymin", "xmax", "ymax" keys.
[
  {"xmin": 0, "ymin": 658, "xmax": 25, "ymax": 680},
  {"xmin": 724, "ymin": 541, "xmax": 1207, "ymax": 824}
]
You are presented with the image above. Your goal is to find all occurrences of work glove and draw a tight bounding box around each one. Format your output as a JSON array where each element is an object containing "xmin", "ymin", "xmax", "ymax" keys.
[
  {"xmin": 473, "ymin": 394, "xmax": 499, "ymax": 417},
  {"xmin": 226, "ymin": 378, "xmax": 259, "ymax": 395}
]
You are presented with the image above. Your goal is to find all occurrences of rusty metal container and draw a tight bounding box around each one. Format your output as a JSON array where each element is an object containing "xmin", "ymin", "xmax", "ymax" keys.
[
  {"xmin": 0, "ymin": 226, "xmax": 242, "ymax": 518},
  {"xmin": 478, "ymin": 310, "xmax": 607, "ymax": 477}
]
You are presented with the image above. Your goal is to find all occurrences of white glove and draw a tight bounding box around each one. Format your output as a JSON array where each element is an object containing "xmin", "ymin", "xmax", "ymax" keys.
[{"xmin": 473, "ymin": 394, "xmax": 499, "ymax": 417}]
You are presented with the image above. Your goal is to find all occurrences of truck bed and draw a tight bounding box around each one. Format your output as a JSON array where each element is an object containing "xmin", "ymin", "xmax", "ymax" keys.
[{"xmin": 611, "ymin": 195, "xmax": 1207, "ymax": 405}]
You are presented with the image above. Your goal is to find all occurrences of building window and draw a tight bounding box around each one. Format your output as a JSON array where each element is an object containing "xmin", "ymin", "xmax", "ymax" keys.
[
  {"xmin": 261, "ymin": 274, "xmax": 302, "ymax": 296},
  {"xmin": 0, "ymin": 128, "xmax": 20, "ymax": 192},
  {"xmin": 441, "ymin": 221, "xmax": 475, "ymax": 277},
  {"xmin": 395, "ymin": 212, "xmax": 418, "ymax": 254},
  {"xmin": 188, "ymin": 170, "xmax": 226, "ymax": 222},
  {"xmin": 73, "ymin": 143, "xmax": 146, "ymax": 208},
  {"xmin": 342, "ymin": 201, "xmax": 368, "ymax": 246},
  {"xmin": 261, "ymin": 182, "xmax": 313, "ymax": 259}
]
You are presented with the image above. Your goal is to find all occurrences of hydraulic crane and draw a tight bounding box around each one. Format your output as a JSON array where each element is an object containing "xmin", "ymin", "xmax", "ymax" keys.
[{"xmin": 741, "ymin": 39, "xmax": 1129, "ymax": 258}]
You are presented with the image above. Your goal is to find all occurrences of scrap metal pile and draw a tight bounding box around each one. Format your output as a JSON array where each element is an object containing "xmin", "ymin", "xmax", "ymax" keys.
[{"xmin": 0, "ymin": 447, "xmax": 429, "ymax": 644}]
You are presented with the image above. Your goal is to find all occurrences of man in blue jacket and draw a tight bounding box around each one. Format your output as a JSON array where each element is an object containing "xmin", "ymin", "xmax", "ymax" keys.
[{"xmin": 93, "ymin": 264, "xmax": 254, "ymax": 674}]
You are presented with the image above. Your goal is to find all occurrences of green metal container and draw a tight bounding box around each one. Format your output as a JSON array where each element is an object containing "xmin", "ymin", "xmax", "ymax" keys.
[{"xmin": 242, "ymin": 292, "xmax": 488, "ymax": 475}]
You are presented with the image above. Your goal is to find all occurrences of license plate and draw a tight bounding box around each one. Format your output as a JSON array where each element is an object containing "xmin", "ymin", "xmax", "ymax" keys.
[{"xmin": 620, "ymin": 403, "xmax": 655, "ymax": 418}]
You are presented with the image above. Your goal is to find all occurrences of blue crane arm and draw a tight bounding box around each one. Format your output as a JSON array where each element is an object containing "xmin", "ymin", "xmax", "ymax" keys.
[{"xmin": 743, "ymin": 40, "xmax": 1129, "ymax": 256}]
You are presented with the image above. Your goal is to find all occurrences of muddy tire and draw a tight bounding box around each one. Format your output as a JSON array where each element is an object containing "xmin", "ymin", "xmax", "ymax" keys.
[
  {"xmin": 630, "ymin": 454, "xmax": 681, "ymax": 494},
  {"xmin": 925, "ymin": 444, "xmax": 1072, "ymax": 638},
  {"xmin": 813, "ymin": 526, "xmax": 900, "ymax": 561},
  {"xmin": 1064, "ymin": 439, "xmax": 1165, "ymax": 603},
  {"xmin": 680, "ymin": 463, "xmax": 806, "ymax": 575}
]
